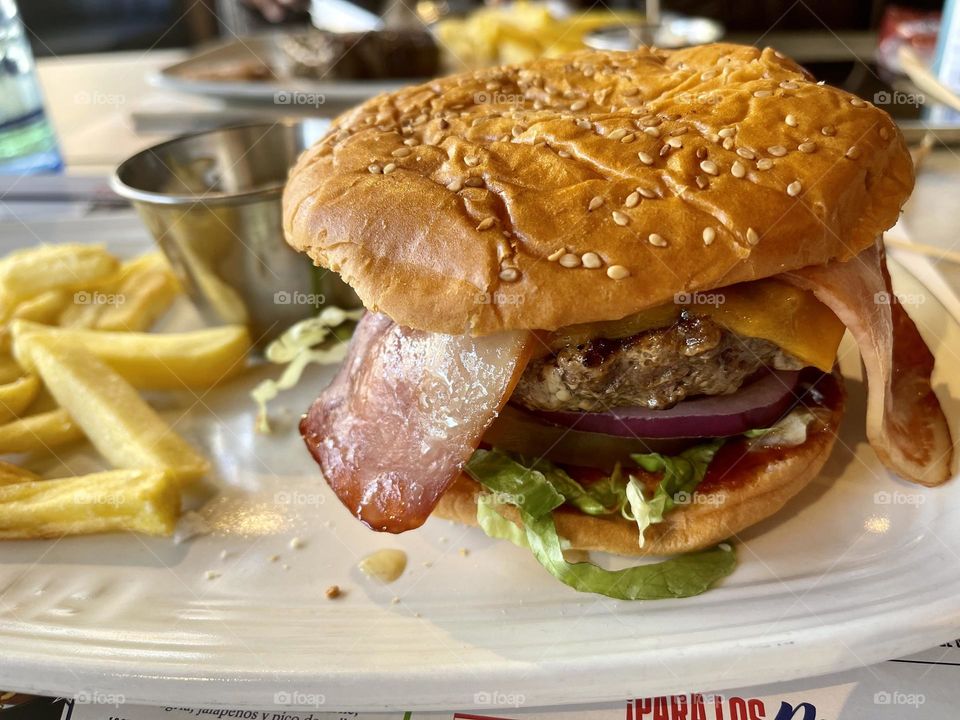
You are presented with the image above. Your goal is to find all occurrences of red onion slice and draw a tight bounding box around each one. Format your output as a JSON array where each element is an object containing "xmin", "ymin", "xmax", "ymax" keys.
[{"xmin": 529, "ymin": 369, "xmax": 803, "ymax": 439}]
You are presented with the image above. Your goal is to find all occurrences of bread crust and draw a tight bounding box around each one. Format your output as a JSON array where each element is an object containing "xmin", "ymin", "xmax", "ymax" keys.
[
  {"xmin": 284, "ymin": 44, "xmax": 913, "ymax": 335},
  {"xmin": 433, "ymin": 374, "xmax": 846, "ymax": 556}
]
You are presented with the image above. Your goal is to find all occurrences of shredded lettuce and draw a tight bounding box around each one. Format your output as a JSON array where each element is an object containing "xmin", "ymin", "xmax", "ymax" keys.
[
  {"xmin": 529, "ymin": 458, "xmax": 615, "ymax": 515},
  {"xmin": 466, "ymin": 449, "xmax": 736, "ymax": 600},
  {"xmin": 251, "ymin": 307, "xmax": 364, "ymax": 432},
  {"xmin": 624, "ymin": 440, "xmax": 724, "ymax": 548}
]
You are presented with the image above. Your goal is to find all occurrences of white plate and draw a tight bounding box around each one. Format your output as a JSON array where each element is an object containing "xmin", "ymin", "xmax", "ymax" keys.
[
  {"xmin": 0, "ymin": 216, "xmax": 958, "ymax": 711},
  {"xmin": 151, "ymin": 34, "xmax": 413, "ymax": 105}
]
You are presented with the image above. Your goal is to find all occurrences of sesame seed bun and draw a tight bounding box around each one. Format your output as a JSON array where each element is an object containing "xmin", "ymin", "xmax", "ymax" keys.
[
  {"xmin": 283, "ymin": 44, "xmax": 913, "ymax": 335},
  {"xmin": 433, "ymin": 373, "xmax": 845, "ymax": 556}
]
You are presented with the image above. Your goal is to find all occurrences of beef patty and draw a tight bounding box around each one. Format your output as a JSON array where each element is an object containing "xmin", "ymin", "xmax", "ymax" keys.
[{"xmin": 514, "ymin": 313, "xmax": 804, "ymax": 412}]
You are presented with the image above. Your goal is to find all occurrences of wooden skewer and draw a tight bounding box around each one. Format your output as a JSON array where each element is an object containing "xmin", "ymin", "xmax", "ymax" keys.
[{"xmin": 885, "ymin": 236, "xmax": 960, "ymax": 266}]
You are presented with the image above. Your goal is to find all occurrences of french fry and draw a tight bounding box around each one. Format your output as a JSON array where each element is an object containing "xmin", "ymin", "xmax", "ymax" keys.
[
  {"xmin": 0, "ymin": 460, "xmax": 41, "ymax": 486},
  {"xmin": 0, "ymin": 468, "xmax": 179, "ymax": 539},
  {"xmin": 13, "ymin": 321, "xmax": 250, "ymax": 390},
  {"xmin": 0, "ymin": 355, "xmax": 22, "ymax": 385},
  {"xmin": 95, "ymin": 254, "xmax": 179, "ymax": 331},
  {"xmin": 25, "ymin": 337, "xmax": 209, "ymax": 483},
  {"xmin": 0, "ymin": 374, "xmax": 39, "ymax": 424},
  {"xmin": 0, "ymin": 243, "xmax": 119, "ymax": 303},
  {"xmin": 0, "ymin": 408, "xmax": 84, "ymax": 454},
  {"xmin": 59, "ymin": 252, "xmax": 180, "ymax": 331}
]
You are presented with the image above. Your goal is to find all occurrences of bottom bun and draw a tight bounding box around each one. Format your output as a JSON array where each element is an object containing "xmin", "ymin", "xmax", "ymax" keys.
[{"xmin": 433, "ymin": 373, "xmax": 846, "ymax": 557}]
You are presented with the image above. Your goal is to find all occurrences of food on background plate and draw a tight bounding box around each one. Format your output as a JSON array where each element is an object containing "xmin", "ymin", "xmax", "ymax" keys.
[
  {"xmin": 280, "ymin": 29, "xmax": 439, "ymax": 81},
  {"xmin": 0, "ymin": 242, "xmax": 252, "ymax": 540},
  {"xmin": 283, "ymin": 43, "xmax": 953, "ymax": 599},
  {"xmin": 436, "ymin": 4, "xmax": 644, "ymax": 70}
]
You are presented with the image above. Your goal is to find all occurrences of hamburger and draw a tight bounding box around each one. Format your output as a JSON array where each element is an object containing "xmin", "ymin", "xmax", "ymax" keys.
[{"xmin": 283, "ymin": 43, "xmax": 953, "ymax": 599}]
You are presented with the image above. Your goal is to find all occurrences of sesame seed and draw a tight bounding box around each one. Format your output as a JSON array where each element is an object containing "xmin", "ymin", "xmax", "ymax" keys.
[
  {"xmin": 557, "ymin": 150, "xmax": 571, "ymax": 158},
  {"xmin": 787, "ymin": 181, "xmax": 802, "ymax": 197},
  {"xmin": 798, "ymin": 141, "xmax": 817, "ymax": 153},
  {"xmin": 464, "ymin": 177, "xmax": 484, "ymax": 187},
  {"xmin": 850, "ymin": 97, "xmax": 867, "ymax": 107},
  {"xmin": 785, "ymin": 114, "xmax": 798, "ymax": 127},
  {"xmin": 638, "ymin": 186, "xmax": 656, "ymax": 198},
  {"xmin": 756, "ymin": 158, "xmax": 773, "ymax": 170},
  {"xmin": 639, "ymin": 116, "xmax": 661, "ymax": 127},
  {"xmin": 642, "ymin": 126, "xmax": 661, "ymax": 137},
  {"xmin": 695, "ymin": 174, "xmax": 708, "ymax": 189},
  {"xmin": 499, "ymin": 267, "xmax": 520, "ymax": 282},
  {"xmin": 368, "ymin": 164, "xmax": 382, "ymax": 174},
  {"xmin": 621, "ymin": 133, "xmax": 636, "ymax": 143},
  {"xmin": 570, "ymin": 99, "xmax": 587, "ymax": 111},
  {"xmin": 588, "ymin": 196, "xmax": 603, "ymax": 211},
  {"xmin": 780, "ymin": 81, "xmax": 800, "ymax": 90},
  {"xmin": 446, "ymin": 178, "xmax": 462, "ymax": 192},
  {"xmin": 700, "ymin": 160, "xmax": 719, "ymax": 175},
  {"xmin": 607, "ymin": 128, "xmax": 627, "ymax": 141},
  {"xmin": 821, "ymin": 125, "xmax": 836, "ymax": 136},
  {"xmin": 736, "ymin": 147, "xmax": 756, "ymax": 160},
  {"xmin": 638, "ymin": 151, "xmax": 654, "ymax": 165},
  {"xmin": 576, "ymin": 118, "xmax": 591, "ymax": 129},
  {"xmin": 700, "ymin": 69, "xmax": 718, "ymax": 80},
  {"xmin": 702, "ymin": 227, "xmax": 716, "ymax": 245},
  {"xmin": 753, "ymin": 89, "xmax": 772, "ymax": 97},
  {"xmin": 666, "ymin": 137, "xmax": 683, "ymax": 148},
  {"xmin": 559, "ymin": 253, "xmax": 581, "ymax": 268},
  {"xmin": 392, "ymin": 147, "xmax": 412, "ymax": 157},
  {"xmin": 767, "ymin": 145, "xmax": 787, "ymax": 157},
  {"xmin": 731, "ymin": 160, "xmax": 746, "ymax": 178},
  {"xmin": 722, "ymin": 137, "xmax": 734, "ymax": 150},
  {"xmin": 670, "ymin": 127, "xmax": 688, "ymax": 136},
  {"xmin": 879, "ymin": 127, "xmax": 891, "ymax": 140},
  {"xmin": 647, "ymin": 233, "xmax": 668, "ymax": 247},
  {"xmin": 547, "ymin": 248, "xmax": 566, "ymax": 262},
  {"xmin": 607, "ymin": 264, "xmax": 631, "ymax": 279},
  {"xmin": 624, "ymin": 191, "xmax": 640, "ymax": 208},
  {"xmin": 382, "ymin": 163, "xmax": 397, "ymax": 175},
  {"xmin": 403, "ymin": 138, "xmax": 418, "ymax": 146},
  {"xmin": 845, "ymin": 146, "xmax": 860, "ymax": 159},
  {"xmin": 582, "ymin": 252, "xmax": 603, "ymax": 268},
  {"xmin": 718, "ymin": 127, "xmax": 736, "ymax": 138},
  {"xmin": 464, "ymin": 155, "xmax": 479, "ymax": 167},
  {"xmin": 659, "ymin": 144, "xmax": 671, "ymax": 157},
  {"xmin": 695, "ymin": 147, "xmax": 707, "ymax": 160},
  {"xmin": 746, "ymin": 227, "xmax": 760, "ymax": 245},
  {"xmin": 476, "ymin": 217, "xmax": 495, "ymax": 231},
  {"xmin": 612, "ymin": 211, "xmax": 629, "ymax": 226}
]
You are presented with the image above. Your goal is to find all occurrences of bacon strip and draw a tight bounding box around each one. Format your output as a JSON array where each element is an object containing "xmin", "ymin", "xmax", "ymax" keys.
[
  {"xmin": 784, "ymin": 240, "xmax": 953, "ymax": 486},
  {"xmin": 301, "ymin": 312, "xmax": 532, "ymax": 532}
]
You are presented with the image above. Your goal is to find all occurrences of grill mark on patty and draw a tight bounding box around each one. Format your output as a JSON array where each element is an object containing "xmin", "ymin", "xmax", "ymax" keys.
[{"xmin": 515, "ymin": 312, "xmax": 805, "ymax": 412}]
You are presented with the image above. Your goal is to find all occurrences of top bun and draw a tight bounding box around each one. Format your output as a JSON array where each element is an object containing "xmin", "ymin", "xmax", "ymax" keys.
[{"xmin": 283, "ymin": 44, "xmax": 913, "ymax": 335}]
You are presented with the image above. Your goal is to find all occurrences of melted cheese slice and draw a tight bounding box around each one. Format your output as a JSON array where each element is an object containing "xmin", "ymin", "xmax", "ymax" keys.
[
  {"xmin": 547, "ymin": 277, "xmax": 845, "ymax": 371},
  {"xmin": 699, "ymin": 278, "xmax": 845, "ymax": 371}
]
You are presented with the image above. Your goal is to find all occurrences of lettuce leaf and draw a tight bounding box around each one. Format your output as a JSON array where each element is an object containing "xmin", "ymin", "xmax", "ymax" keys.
[
  {"xmin": 529, "ymin": 458, "xmax": 616, "ymax": 515},
  {"xmin": 624, "ymin": 440, "xmax": 724, "ymax": 547},
  {"xmin": 466, "ymin": 449, "xmax": 736, "ymax": 600}
]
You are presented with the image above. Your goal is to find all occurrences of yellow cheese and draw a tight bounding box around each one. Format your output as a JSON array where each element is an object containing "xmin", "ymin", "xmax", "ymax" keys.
[
  {"xmin": 546, "ymin": 278, "xmax": 845, "ymax": 371},
  {"xmin": 695, "ymin": 279, "xmax": 845, "ymax": 371}
]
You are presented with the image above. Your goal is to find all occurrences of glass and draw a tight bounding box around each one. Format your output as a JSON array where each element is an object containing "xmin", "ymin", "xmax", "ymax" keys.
[{"xmin": 0, "ymin": 0, "xmax": 61, "ymax": 174}]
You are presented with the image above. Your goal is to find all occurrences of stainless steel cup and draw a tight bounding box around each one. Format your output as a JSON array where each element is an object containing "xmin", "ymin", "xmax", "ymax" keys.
[{"xmin": 110, "ymin": 120, "xmax": 359, "ymax": 346}]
